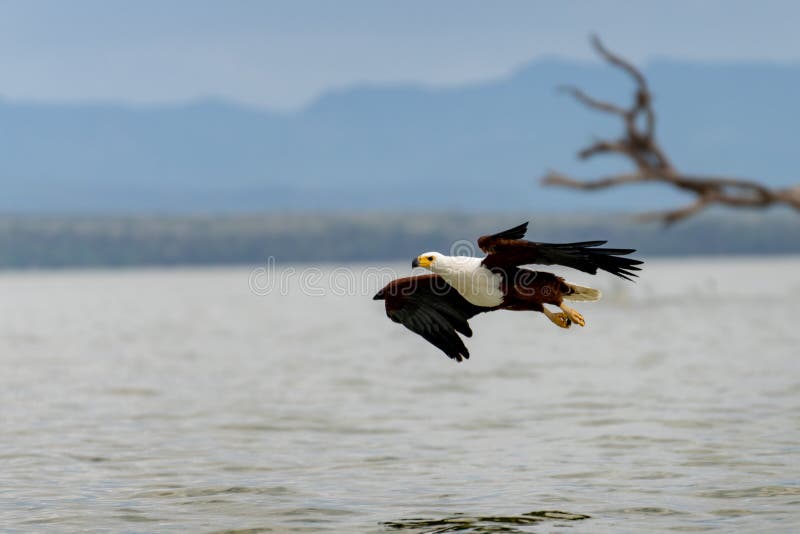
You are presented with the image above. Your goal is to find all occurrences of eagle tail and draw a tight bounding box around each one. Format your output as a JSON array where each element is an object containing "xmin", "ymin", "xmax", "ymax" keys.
[{"xmin": 564, "ymin": 282, "xmax": 602, "ymax": 302}]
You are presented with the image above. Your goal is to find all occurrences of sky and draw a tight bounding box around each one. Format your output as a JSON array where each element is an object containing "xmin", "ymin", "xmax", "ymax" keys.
[{"xmin": 1, "ymin": 0, "xmax": 799, "ymax": 110}]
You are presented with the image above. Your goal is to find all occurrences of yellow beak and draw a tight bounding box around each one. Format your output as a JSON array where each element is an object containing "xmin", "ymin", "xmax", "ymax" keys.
[{"xmin": 413, "ymin": 255, "xmax": 432, "ymax": 269}]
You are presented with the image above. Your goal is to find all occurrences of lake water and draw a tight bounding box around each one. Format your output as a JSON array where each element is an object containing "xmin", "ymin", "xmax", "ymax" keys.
[{"xmin": 1, "ymin": 257, "xmax": 799, "ymax": 532}]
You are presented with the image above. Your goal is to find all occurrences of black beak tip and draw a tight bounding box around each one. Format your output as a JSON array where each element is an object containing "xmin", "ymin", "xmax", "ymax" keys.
[{"xmin": 411, "ymin": 257, "xmax": 419, "ymax": 268}]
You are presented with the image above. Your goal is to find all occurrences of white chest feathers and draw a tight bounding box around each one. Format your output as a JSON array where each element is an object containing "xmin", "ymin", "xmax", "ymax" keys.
[{"xmin": 431, "ymin": 256, "xmax": 504, "ymax": 308}]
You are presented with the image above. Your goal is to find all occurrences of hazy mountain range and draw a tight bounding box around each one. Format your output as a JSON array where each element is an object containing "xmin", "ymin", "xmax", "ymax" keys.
[{"xmin": 1, "ymin": 59, "xmax": 798, "ymax": 213}]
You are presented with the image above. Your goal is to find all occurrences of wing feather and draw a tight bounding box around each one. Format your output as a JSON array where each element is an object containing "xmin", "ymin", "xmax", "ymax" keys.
[
  {"xmin": 374, "ymin": 274, "xmax": 489, "ymax": 361},
  {"xmin": 477, "ymin": 221, "xmax": 529, "ymax": 253},
  {"xmin": 478, "ymin": 222, "xmax": 643, "ymax": 280}
]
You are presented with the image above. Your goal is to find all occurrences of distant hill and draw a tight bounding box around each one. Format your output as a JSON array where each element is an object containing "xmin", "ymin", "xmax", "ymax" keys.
[{"xmin": 0, "ymin": 59, "xmax": 799, "ymax": 213}]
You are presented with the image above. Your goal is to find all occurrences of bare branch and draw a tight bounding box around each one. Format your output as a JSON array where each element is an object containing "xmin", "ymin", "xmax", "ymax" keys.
[
  {"xmin": 777, "ymin": 185, "xmax": 800, "ymax": 205},
  {"xmin": 542, "ymin": 171, "xmax": 646, "ymax": 190},
  {"xmin": 558, "ymin": 86, "xmax": 627, "ymax": 117},
  {"xmin": 577, "ymin": 140, "xmax": 631, "ymax": 160},
  {"xmin": 590, "ymin": 34, "xmax": 648, "ymax": 92},
  {"xmin": 540, "ymin": 35, "xmax": 800, "ymax": 222}
]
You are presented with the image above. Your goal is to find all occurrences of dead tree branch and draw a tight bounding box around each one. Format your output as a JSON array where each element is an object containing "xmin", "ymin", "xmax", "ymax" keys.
[{"xmin": 541, "ymin": 35, "xmax": 800, "ymax": 224}]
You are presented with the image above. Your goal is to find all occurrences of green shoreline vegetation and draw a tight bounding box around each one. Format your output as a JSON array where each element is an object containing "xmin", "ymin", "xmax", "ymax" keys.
[{"xmin": 0, "ymin": 211, "xmax": 798, "ymax": 269}]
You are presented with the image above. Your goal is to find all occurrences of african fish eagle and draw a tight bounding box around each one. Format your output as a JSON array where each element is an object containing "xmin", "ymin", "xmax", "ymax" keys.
[{"xmin": 373, "ymin": 222, "xmax": 642, "ymax": 362}]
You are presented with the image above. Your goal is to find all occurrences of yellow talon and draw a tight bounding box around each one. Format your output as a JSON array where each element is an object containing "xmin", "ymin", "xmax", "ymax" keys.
[
  {"xmin": 559, "ymin": 303, "xmax": 586, "ymax": 327},
  {"xmin": 544, "ymin": 309, "xmax": 572, "ymax": 329}
]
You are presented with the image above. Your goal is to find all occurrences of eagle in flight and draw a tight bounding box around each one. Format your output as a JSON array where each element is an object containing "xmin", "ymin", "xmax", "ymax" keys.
[{"xmin": 373, "ymin": 222, "xmax": 642, "ymax": 362}]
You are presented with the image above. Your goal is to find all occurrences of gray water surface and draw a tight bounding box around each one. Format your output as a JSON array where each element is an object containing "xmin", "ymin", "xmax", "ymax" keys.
[{"xmin": 1, "ymin": 258, "xmax": 799, "ymax": 532}]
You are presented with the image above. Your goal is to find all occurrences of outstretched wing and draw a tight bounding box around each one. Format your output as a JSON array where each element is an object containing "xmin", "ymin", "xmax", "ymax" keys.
[
  {"xmin": 478, "ymin": 222, "xmax": 643, "ymax": 281},
  {"xmin": 477, "ymin": 221, "xmax": 530, "ymax": 250},
  {"xmin": 373, "ymin": 274, "xmax": 489, "ymax": 362}
]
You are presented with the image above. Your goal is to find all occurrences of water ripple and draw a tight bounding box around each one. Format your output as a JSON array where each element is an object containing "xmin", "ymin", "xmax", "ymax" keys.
[{"xmin": 382, "ymin": 510, "xmax": 590, "ymax": 533}]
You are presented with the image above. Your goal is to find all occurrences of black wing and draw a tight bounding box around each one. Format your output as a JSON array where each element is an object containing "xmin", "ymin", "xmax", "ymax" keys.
[
  {"xmin": 373, "ymin": 274, "xmax": 489, "ymax": 362},
  {"xmin": 478, "ymin": 222, "xmax": 642, "ymax": 281}
]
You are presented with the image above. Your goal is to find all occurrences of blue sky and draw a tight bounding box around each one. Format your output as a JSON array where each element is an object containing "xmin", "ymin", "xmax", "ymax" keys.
[{"xmin": 1, "ymin": 0, "xmax": 799, "ymax": 110}]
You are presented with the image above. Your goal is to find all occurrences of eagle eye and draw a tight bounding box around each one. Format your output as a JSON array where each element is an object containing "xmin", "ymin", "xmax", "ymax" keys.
[{"xmin": 427, "ymin": 256, "xmax": 434, "ymax": 261}]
